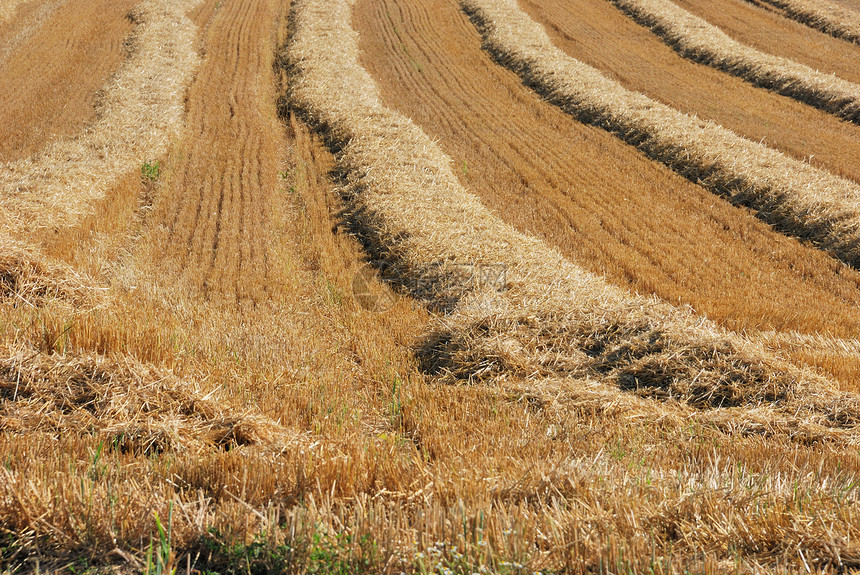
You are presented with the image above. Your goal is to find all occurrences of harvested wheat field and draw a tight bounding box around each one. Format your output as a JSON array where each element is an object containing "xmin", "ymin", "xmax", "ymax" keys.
[{"xmin": 4, "ymin": 0, "xmax": 860, "ymax": 572}]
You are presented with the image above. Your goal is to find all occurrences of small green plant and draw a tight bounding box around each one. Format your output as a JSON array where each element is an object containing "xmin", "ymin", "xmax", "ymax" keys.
[
  {"xmin": 141, "ymin": 160, "xmax": 161, "ymax": 183},
  {"xmin": 307, "ymin": 531, "xmax": 378, "ymax": 575},
  {"xmin": 145, "ymin": 505, "xmax": 175, "ymax": 575},
  {"xmin": 88, "ymin": 441, "xmax": 106, "ymax": 482}
]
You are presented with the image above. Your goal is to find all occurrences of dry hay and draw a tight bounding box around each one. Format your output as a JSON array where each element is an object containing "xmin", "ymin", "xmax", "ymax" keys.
[
  {"xmin": 0, "ymin": 345, "xmax": 300, "ymax": 456},
  {"xmin": 754, "ymin": 330, "xmax": 860, "ymax": 356},
  {"xmin": 0, "ymin": 0, "xmax": 37, "ymax": 24},
  {"xmin": 0, "ymin": 0, "xmax": 201, "ymax": 233},
  {"xmin": 611, "ymin": 0, "xmax": 860, "ymax": 122},
  {"xmin": 0, "ymin": 236, "xmax": 96, "ymax": 308},
  {"xmin": 749, "ymin": 0, "xmax": 860, "ymax": 44},
  {"xmin": 461, "ymin": 0, "xmax": 860, "ymax": 270},
  {"xmin": 286, "ymin": 0, "xmax": 860, "ymax": 430},
  {"xmin": 501, "ymin": 372, "xmax": 860, "ymax": 445}
]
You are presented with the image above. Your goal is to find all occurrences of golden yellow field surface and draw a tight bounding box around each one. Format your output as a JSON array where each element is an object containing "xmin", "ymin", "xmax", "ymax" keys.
[{"xmin": 2, "ymin": 0, "xmax": 860, "ymax": 572}]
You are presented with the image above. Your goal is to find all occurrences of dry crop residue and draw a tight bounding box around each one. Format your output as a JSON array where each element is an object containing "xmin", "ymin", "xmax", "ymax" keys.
[
  {"xmin": 747, "ymin": 0, "xmax": 860, "ymax": 43},
  {"xmin": 353, "ymin": 0, "xmax": 860, "ymax": 388},
  {"xmin": 147, "ymin": 0, "xmax": 284, "ymax": 303},
  {"xmin": 465, "ymin": 0, "xmax": 860, "ymax": 276},
  {"xmin": 610, "ymin": 0, "xmax": 860, "ymax": 123},
  {"xmin": 0, "ymin": 0, "xmax": 32, "ymax": 23},
  {"xmin": 0, "ymin": 0, "xmax": 66, "ymax": 65},
  {"xmin": 280, "ymin": 0, "xmax": 860, "ymax": 568},
  {"xmin": 292, "ymin": 0, "xmax": 860, "ymax": 438},
  {"xmin": 4, "ymin": 0, "xmax": 860, "ymax": 569},
  {"xmin": 675, "ymin": 0, "xmax": 860, "ymax": 82},
  {"xmin": 0, "ymin": 0, "xmax": 201, "ymax": 234},
  {"xmin": 0, "ymin": 0, "xmax": 137, "ymax": 162},
  {"xmin": 0, "ymin": 0, "xmax": 432, "ymax": 559},
  {"xmin": 519, "ymin": 0, "xmax": 860, "ymax": 184}
]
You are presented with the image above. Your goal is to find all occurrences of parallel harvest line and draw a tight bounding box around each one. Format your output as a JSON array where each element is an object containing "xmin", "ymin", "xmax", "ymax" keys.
[
  {"xmin": 748, "ymin": 0, "xmax": 860, "ymax": 44},
  {"xmin": 158, "ymin": 0, "xmax": 281, "ymax": 304},
  {"xmin": 0, "ymin": 0, "xmax": 137, "ymax": 162},
  {"xmin": 671, "ymin": 0, "xmax": 860, "ymax": 83},
  {"xmin": 463, "ymin": 0, "xmax": 860, "ymax": 269},
  {"xmin": 611, "ymin": 0, "xmax": 860, "ymax": 122},
  {"xmin": 355, "ymin": 0, "xmax": 860, "ymax": 348},
  {"xmin": 290, "ymin": 0, "xmax": 860, "ymax": 431}
]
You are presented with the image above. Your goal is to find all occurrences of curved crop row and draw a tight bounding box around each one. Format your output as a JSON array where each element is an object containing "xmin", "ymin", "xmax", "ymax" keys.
[
  {"xmin": 748, "ymin": 0, "xmax": 860, "ymax": 44},
  {"xmin": 0, "ymin": 0, "xmax": 201, "ymax": 233},
  {"xmin": 462, "ymin": 0, "xmax": 860, "ymax": 269},
  {"xmin": 287, "ymin": 0, "xmax": 860, "ymax": 429},
  {"xmin": 611, "ymin": 0, "xmax": 860, "ymax": 122},
  {"xmin": 0, "ymin": 346, "xmax": 301, "ymax": 455}
]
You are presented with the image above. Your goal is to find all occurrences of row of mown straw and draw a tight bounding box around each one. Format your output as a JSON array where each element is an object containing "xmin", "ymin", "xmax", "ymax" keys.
[
  {"xmin": 0, "ymin": 0, "xmax": 201, "ymax": 233},
  {"xmin": 749, "ymin": 0, "xmax": 860, "ymax": 44},
  {"xmin": 287, "ymin": 0, "xmax": 860, "ymax": 431},
  {"xmin": 461, "ymin": 0, "xmax": 860, "ymax": 269},
  {"xmin": 610, "ymin": 0, "xmax": 860, "ymax": 122},
  {"xmin": 0, "ymin": 344, "xmax": 302, "ymax": 456},
  {"xmin": 0, "ymin": 234, "xmax": 96, "ymax": 309}
]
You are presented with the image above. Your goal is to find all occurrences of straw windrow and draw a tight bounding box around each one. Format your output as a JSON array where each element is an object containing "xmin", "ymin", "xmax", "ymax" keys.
[
  {"xmin": 287, "ymin": 0, "xmax": 860, "ymax": 429},
  {"xmin": 0, "ymin": 345, "xmax": 303, "ymax": 455},
  {"xmin": 0, "ymin": 229, "xmax": 101, "ymax": 310},
  {"xmin": 611, "ymin": 0, "xmax": 860, "ymax": 122},
  {"xmin": 461, "ymin": 0, "xmax": 860, "ymax": 269},
  {"xmin": 749, "ymin": 0, "xmax": 860, "ymax": 44},
  {"xmin": 0, "ymin": 0, "xmax": 201, "ymax": 233}
]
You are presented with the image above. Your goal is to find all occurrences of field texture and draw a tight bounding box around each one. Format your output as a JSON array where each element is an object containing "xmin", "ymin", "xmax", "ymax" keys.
[{"xmin": 3, "ymin": 0, "xmax": 860, "ymax": 573}]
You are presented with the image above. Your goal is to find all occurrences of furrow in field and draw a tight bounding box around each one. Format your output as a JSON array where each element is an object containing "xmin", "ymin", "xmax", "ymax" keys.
[
  {"xmin": 673, "ymin": 0, "xmax": 860, "ymax": 83},
  {"xmin": 519, "ymin": 0, "xmax": 860, "ymax": 185},
  {"xmin": 151, "ymin": 0, "xmax": 281, "ymax": 303},
  {"xmin": 463, "ymin": 0, "xmax": 860, "ymax": 270},
  {"xmin": 0, "ymin": 0, "xmax": 137, "ymax": 162},
  {"xmin": 610, "ymin": 0, "xmax": 860, "ymax": 122},
  {"xmin": 290, "ymin": 0, "xmax": 860, "ymax": 429},
  {"xmin": 0, "ymin": 0, "xmax": 200, "ymax": 234},
  {"xmin": 747, "ymin": 0, "xmax": 860, "ymax": 44},
  {"xmin": 353, "ymin": 0, "xmax": 860, "ymax": 381}
]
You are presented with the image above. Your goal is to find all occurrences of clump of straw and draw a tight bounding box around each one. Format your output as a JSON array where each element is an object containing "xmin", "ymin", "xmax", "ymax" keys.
[
  {"xmin": 0, "ymin": 345, "xmax": 298, "ymax": 455},
  {"xmin": 0, "ymin": 235, "xmax": 95, "ymax": 308}
]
